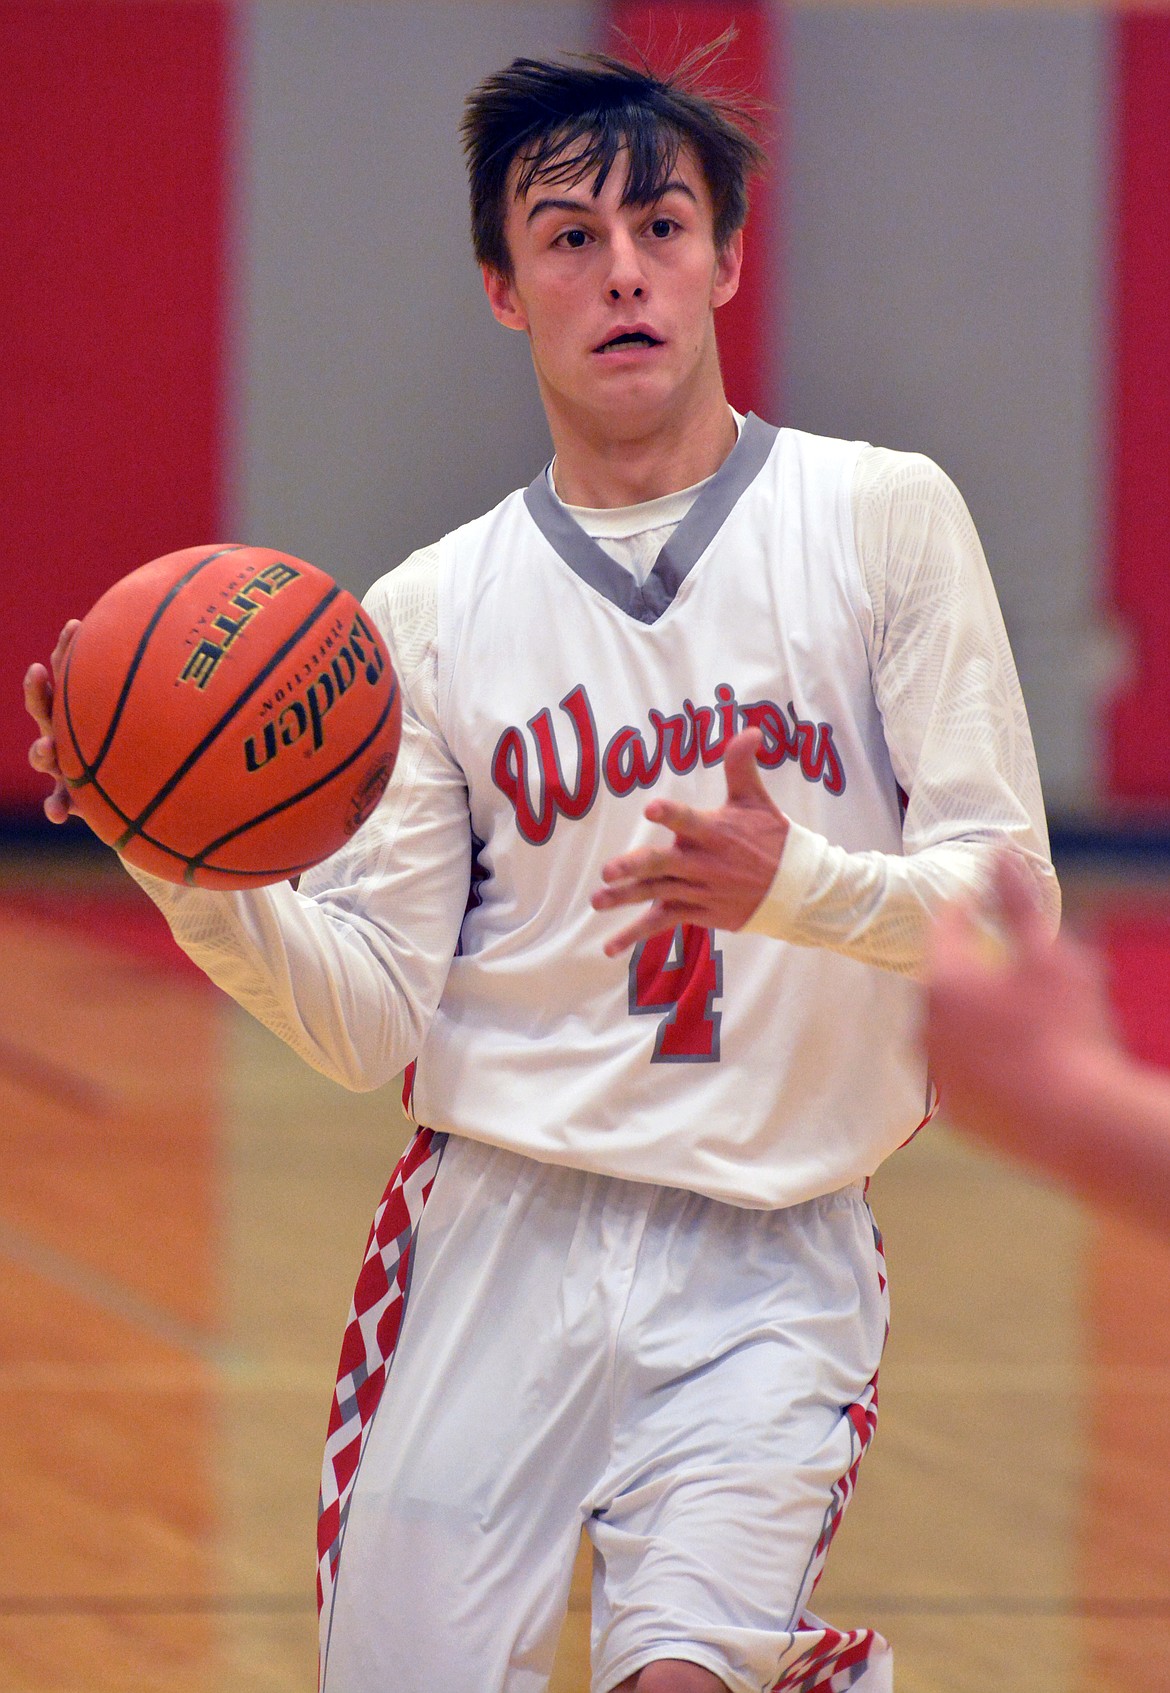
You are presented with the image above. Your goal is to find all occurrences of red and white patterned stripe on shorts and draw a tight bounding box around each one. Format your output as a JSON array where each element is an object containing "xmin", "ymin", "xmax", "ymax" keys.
[{"xmin": 316, "ymin": 1127, "xmax": 446, "ymax": 1683}]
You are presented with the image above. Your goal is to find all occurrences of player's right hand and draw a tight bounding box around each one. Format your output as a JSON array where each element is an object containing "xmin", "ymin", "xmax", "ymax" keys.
[{"xmin": 24, "ymin": 620, "xmax": 81, "ymax": 824}]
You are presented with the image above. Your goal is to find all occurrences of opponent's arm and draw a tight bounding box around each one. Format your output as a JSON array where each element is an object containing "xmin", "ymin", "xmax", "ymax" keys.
[
  {"xmin": 29, "ymin": 549, "xmax": 470, "ymax": 1091},
  {"xmin": 927, "ymin": 851, "xmax": 1170, "ymax": 1236}
]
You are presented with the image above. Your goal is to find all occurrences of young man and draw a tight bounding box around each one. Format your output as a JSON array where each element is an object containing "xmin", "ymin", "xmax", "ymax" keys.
[{"xmin": 27, "ymin": 46, "xmax": 1059, "ymax": 1693}]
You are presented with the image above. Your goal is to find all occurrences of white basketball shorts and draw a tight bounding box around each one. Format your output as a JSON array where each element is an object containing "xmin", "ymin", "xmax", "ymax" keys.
[{"xmin": 317, "ymin": 1130, "xmax": 893, "ymax": 1693}]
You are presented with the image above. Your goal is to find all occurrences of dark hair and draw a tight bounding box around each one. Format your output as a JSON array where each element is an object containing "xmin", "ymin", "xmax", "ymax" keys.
[{"xmin": 461, "ymin": 35, "xmax": 768, "ymax": 278}]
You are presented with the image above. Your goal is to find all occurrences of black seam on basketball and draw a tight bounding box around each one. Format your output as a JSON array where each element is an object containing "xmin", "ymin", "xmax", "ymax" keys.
[
  {"xmin": 62, "ymin": 771, "xmax": 185, "ymax": 859},
  {"xmin": 72, "ymin": 547, "xmax": 246, "ymax": 783},
  {"xmin": 180, "ymin": 858, "xmax": 326, "ymax": 883},
  {"xmin": 63, "ymin": 754, "xmax": 335, "ymax": 880},
  {"xmin": 87, "ymin": 793, "xmax": 327, "ymax": 882},
  {"xmin": 112, "ymin": 584, "xmax": 344, "ymax": 851},
  {"xmin": 59, "ymin": 746, "xmax": 340, "ymax": 883},
  {"xmin": 184, "ymin": 678, "xmax": 398, "ymax": 875},
  {"xmin": 58, "ymin": 641, "xmax": 156, "ymax": 837},
  {"xmin": 59, "ymin": 639, "xmax": 93, "ymax": 789},
  {"xmin": 58, "ymin": 756, "xmax": 185, "ymax": 856}
]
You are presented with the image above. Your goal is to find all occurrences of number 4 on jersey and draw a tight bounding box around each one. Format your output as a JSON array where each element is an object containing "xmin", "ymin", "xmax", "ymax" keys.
[{"xmin": 629, "ymin": 924, "xmax": 723, "ymax": 1062}]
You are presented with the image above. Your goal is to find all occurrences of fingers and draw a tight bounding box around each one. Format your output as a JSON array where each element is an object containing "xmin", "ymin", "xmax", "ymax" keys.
[
  {"xmin": 641, "ymin": 796, "xmax": 713, "ymax": 844},
  {"xmin": 25, "ymin": 621, "xmax": 80, "ymax": 826},
  {"xmin": 594, "ymin": 873, "xmax": 704, "ymax": 914},
  {"xmin": 28, "ymin": 734, "xmax": 58, "ymax": 776},
  {"xmin": 594, "ymin": 730, "xmax": 779, "ymax": 953},
  {"xmin": 25, "ymin": 624, "xmax": 80, "ymax": 731},
  {"xmin": 640, "ymin": 730, "xmax": 767, "ymax": 841},
  {"xmin": 24, "ymin": 663, "xmax": 62, "ymax": 780},
  {"xmin": 992, "ymin": 849, "xmax": 1050, "ymax": 954},
  {"xmin": 930, "ymin": 851, "xmax": 1051, "ymax": 972},
  {"xmin": 24, "ymin": 669, "xmax": 73, "ymax": 820},
  {"xmin": 598, "ymin": 842, "xmax": 683, "ymax": 887},
  {"xmin": 720, "ymin": 727, "xmax": 765, "ymax": 801},
  {"xmin": 928, "ymin": 897, "xmax": 980, "ymax": 968},
  {"xmin": 602, "ymin": 902, "xmax": 688, "ymax": 958},
  {"xmin": 928, "ymin": 896, "xmax": 1007, "ymax": 983},
  {"xmin": 595, "ymin": 837, "xmax": 721, "ymax": 909},
  {"xmin": 28, "ymin": 724, "xmax": 72, "ymax": 823},
  {"xmin": 23, "ymin": 662, "xmax": 54, "ymax": 737},
  {"xmin": 51, "ymin": 619, "xmax": 81, "ymax": 678},
  {"xmin": 42, "ymin": 782, "xmax": 73, "ymax": 826}
]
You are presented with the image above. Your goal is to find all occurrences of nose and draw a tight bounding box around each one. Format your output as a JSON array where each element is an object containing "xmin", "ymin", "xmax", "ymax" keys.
[{"xmin": 604, "ymin": 227, "xmax": 647, "ymax": 301}]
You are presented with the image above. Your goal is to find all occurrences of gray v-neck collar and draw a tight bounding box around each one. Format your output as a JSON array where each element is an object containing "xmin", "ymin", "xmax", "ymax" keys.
[{"xmin": 522, "ymin": 412, "xmax": 779, "ymax": 625}]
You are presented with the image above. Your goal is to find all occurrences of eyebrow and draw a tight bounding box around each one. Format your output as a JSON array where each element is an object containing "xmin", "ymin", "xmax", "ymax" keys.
[{"xmin": 525, "ymin": 178, "xmax": 698, "ymax": 225}]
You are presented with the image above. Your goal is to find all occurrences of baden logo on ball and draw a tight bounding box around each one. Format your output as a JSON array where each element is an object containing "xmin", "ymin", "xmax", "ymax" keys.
[{"xmin": 53, "ymin": 544, "xmax": 403, "ymax": 888}]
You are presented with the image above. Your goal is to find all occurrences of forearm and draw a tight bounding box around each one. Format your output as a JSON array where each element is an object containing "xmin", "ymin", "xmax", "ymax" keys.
[
  {"xmin": 744, "ymin": 822, "xmax": 1058, "ymax": 977},
  {"xmin": 748, "ymin": 447, "xmax": 1059, "ymax": 977},
  {"xmin": 126, "ymin": 864, "xmax": 447, "ymax": 1089}
]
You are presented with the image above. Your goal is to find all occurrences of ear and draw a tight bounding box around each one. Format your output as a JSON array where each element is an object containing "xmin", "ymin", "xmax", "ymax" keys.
[
  {"xmin": 482, "ymin": 265, "xmax": 529, "ymax": 333},
  {"xmin": 711, "ymin": 228, "xmax": 743, "ymax": 311}
]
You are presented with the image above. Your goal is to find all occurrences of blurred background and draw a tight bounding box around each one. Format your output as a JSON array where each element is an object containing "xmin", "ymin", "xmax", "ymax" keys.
[
  {"xmin": 2, "ymin": 4, "xmax": 1170, "ymax": 1692},
  {"xmin": 8, "ymin": 0, "xmax": 1170, "ymax": 828}
]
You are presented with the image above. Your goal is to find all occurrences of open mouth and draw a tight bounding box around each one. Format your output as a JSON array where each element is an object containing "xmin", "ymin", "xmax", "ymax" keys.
[{"xmin": 595, "ymin": 330, "xmax": 663, "ymax": 354}]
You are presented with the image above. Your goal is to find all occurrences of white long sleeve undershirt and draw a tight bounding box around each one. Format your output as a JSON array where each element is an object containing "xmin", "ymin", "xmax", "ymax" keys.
[{"xmin": 125, "ymin": 441, "xmax": 1058, "ymax": 1092}]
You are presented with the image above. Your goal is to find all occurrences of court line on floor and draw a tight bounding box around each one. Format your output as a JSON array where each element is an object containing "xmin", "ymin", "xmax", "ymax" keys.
[
  {"xmin": 0, "ymin": 1359, "xmax": 327, "ymax": 1389},
  {"xmin": 2, "ymin": 1594, "xmax": 1168, "ymax": 1619},
  {"xmin": 2, "ymin": 1352, "xmax": 1167, "ymax": 1393},
  {"xmin": 0, "ymin": 1594, "xmax": 315, "ymax": 1615},
  {"xmin": 0, "ymin": 1215, "xmax": 240, "ymax": 1370},
  {"xmin": 829, "ymin": 1596, "xmax": 1170, "ymax": 1616},
  {"xmin": 883, "ymin": 1363, "xmax": 1170, "ymax": 1392},
  {"xmin": 0, "ymin": 1031, "xmax": 117, "ymax": 1118}
]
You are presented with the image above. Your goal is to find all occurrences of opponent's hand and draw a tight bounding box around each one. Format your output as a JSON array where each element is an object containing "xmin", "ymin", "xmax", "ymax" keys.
[
  {"xmin": 592, "ymin": 728, "xmax": 789, "ymax": 956},
  {"xmin": 24, "ymin": 620, "xmax": 81, "ymax": 824},
  {"xmin": 925, "ymin": 850, "xmax": 1114, "ymax": 1143}
]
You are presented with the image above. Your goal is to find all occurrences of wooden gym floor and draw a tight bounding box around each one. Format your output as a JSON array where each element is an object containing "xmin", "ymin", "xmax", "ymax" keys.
[{"xmin": 1, "ymin": 848, "xmax": 1168, "ymax": 1693}]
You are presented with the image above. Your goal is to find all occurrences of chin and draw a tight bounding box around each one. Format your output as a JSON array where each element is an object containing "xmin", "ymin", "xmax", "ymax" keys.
[{"xmin": 587, "ymin": 365, "xmax": 678, "ymax": 406}]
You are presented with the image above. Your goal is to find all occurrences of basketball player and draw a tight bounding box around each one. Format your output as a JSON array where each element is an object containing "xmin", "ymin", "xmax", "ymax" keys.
[
  {"xmin": 926, "ymin": 850, "xmax": 1170, "ymax": 1236},
  {"xmin": 26, "ymin": 45, "xmax": 1060, "ymax": 1693}
]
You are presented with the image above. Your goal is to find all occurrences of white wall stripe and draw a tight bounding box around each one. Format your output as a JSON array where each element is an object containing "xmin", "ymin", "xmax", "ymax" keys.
[
  {"xmin": 782, "ymin": 7, "xmax": 1111, "ymax": 808},
  {"xmin": 228, "ymin": 2, "xmax": 595, "ymax": 599}
]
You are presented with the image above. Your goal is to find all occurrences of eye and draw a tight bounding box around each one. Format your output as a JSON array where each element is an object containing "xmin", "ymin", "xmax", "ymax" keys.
[
  {"xmin": 648, "ymin": 217, "xmax": 677, "ymax": 239},
  {"xmin": 554, "ymin": 227, "xmax": 590, "ymax": 250}
]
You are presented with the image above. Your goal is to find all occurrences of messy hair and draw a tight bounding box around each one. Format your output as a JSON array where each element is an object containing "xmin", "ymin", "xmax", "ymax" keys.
[{"xmin": 461, "ymin": 35, "xmax": 768, "ymax": 278}]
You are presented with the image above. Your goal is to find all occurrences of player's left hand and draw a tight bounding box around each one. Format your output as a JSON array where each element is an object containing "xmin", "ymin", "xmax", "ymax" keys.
[{"xmin": 592, "ymin": 728, "xmax": 789, "ymax": 957}]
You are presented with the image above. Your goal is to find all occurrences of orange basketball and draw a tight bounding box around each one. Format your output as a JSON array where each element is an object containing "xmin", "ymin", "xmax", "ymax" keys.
[{"xmin": 53, "ymin": 544, "xmax": 402, "ymax": 888}]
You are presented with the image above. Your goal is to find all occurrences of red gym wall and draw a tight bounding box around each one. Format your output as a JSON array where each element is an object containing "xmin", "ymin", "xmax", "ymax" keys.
[
  {"xmin": 1, "ymin": 2, "xmax": 229, "ymax": 813},
  {"xmin": 1109, "ymin": 16, "xmax": 1170, "ymax": 803},
  {"xmin": 4, "ymin": 2, "xmax": 1170, "ymax": 822}
]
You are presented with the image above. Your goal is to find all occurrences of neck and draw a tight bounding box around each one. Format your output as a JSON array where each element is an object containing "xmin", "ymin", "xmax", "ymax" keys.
[{"xmin": 544, "ymin": 381, "xmax": 738, "ymax": 509}]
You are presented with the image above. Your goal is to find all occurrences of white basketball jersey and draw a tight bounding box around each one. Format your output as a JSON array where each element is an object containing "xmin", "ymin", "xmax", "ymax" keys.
[{"xmin": 409, "ymin": 417, "xmax": 929, "ymax": 1209}]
